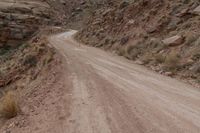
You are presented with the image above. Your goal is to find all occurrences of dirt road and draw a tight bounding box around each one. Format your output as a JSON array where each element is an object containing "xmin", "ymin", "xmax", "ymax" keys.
[{"xmin": 48, "ymin": 30, "xmax": 200, "ymax": 133}]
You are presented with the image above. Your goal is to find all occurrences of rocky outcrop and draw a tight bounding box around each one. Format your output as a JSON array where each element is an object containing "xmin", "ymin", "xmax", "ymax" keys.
[
  {"xmin": 193, "ymin": 5, "xmax": 200, "ymax": 15},
  {"xmin": 162, "ymin": 35, "xmax": 184, "ymax": 46},
  {"xmin": 0, "ymin": 0, "xmax": 51, "ymax": 48}
]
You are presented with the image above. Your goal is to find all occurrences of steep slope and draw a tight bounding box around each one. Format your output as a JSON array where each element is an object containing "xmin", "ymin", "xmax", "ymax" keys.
[
  {"xmin": 0, "ymin": 0, "xmax": 85, "ymax": 89},
  {"xmin": 0, "ymin": 0, "xmax": 89, "ymax": 132},
  {"xmin": 0, "ymin": 0, "xmax": 61, "ymax": 130},
  {"xmin": 76, "ymin": 0, "xmax": 200, "ymax": 86},
  {"xmin": 0, "ymin": 0, "xmax": 97, "ymax": 49},
  {"xmin": 0, "ymin": 0, "xmax": 61, "ymax": 96}
]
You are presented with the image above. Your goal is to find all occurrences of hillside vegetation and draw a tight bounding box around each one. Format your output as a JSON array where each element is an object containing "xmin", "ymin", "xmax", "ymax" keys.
[
  {"xmin": 0, "ymin": 0, "xmax": 200, "ymax": 132},
  {"xmin": 76, "ymin": 0, "xmax": 200, "ymax": 86}
]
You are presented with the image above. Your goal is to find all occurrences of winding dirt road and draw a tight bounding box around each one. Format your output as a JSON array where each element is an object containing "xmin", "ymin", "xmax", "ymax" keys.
[{"xmin": 49, "ymin": 30, "xmax": 200, "ymax": 133}]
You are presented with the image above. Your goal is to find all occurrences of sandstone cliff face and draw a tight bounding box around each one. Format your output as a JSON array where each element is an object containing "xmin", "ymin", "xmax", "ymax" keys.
[{"xmin": 0, "ymin": 0, "xmax": 51, "ymax": 48}]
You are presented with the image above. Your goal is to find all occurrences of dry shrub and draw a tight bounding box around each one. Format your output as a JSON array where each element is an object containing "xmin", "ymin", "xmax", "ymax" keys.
[
  {"xmin": 118, "ymin": 47, "xmax": 126, "ymax": 56},
  {"xmin": 164, "ymin": 51, "xmax": 180, "ymax": 71},
  {"xmin": 43, "ymin": 49, "xmax": 55, "ymax": 65},
  {"xmin": 154, "ymin": 53, "xmax": 166, "ymax": 64},
  {"xmin": 148, "ymin": 38, "xmax": 165, "ymax": 51},
  {"xmin": 126, "ymin": 44, "xmax": 135, "ymax": 54},
  {"xmin": 125, "ymin": 44, "xmax": 140, "ymax": 60},
  {"xmin": 23, "ymin": 54, "xmax": 38, "ymax": 67},
  {"xmin": 185, "ymin": 33, "xmax": 199, "ymax": 46},
  {"xmin": 188, "ymin": 38, "xmax": 200, "ymax": 61},
  {"xmin": 0, "ymin": 91, "xmax": 20, "ymax": 119},
  {"xmin": 190, "ymin": 48, "xmax": 200, "ymax": 61},
  {"xmin": 140, "ymin": 53, "xmax": 154, "ymax": 64}
]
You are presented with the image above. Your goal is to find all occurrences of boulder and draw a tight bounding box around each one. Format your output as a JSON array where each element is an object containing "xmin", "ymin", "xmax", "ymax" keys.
[
  {"xmin": 135, "ymin": 60, "xmax": 145, "ymax": 65},
  {"xmin": 164, "ymin": 72, "xmax": 174, "ymax": 76},
  {"xmin": 60, "ymin": 0, "xmax": 66, "ymax": 5},
  {"xmin": 193, "ymin": 5, "xmax": 200, "ymax": 15},
  {"xmin": 176, "ymin": 8, "xmax": 190, "ymax": 17},
  {"xmin": 146, "ymin": 26, "xmax": 157, "ymax": 33},
  {"xmin": 75, "ymin": 7, "xmax": 82, "ymax": 12},
  {"xmin": 80, "ymin": 1, "xmax": 86, "ymax": 5},
  {"xmin": 162, "ymin": 35, "xmax": 184, "ymax": 46}
]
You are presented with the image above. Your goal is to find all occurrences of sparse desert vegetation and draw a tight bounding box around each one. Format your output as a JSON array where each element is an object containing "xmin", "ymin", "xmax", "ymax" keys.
[
  {"xmin": 76, "ymin": 0, "xmax": 200, "ymax": 85},
  {"xmin": 154, "ymin": 53, "xmax": 166, "ymax": 64},
  {"xmin": 0, "ymin": 0, "xmax": 200, "ymax": 132},
  {"xmin": 163, "ymin": 51, "xmax": 180, "ymax": 71},
  {"xmin": 125, "ymin": 44, "xmax": 140, "ymax": 60},
  {"xmin": 0, "ymin": 91, "xmax": 19, "ymax": 119}
]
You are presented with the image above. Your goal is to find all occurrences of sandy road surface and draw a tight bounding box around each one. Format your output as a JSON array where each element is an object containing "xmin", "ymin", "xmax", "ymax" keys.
[{"xmin": 49, "ymin": 30, "xmax": 200, "ymax": 133}]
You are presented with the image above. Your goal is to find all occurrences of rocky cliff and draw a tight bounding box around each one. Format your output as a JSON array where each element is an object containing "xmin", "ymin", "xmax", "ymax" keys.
[{"xmin": 0, "ymin": 0, "xmax": 53, "ymax": 49}]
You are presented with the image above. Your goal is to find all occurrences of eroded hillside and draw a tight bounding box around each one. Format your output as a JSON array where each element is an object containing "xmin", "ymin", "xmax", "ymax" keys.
[
  {"xmin": 76, "ymin": 0, "xmax": 200, "ymax": 86},
  {"xmin": 0, "ymin": 0, "xmax": 83, "ymax": 90},
  {"xmin": 0, "ymin": 0, "xmax": 64, "ymax": 131}
]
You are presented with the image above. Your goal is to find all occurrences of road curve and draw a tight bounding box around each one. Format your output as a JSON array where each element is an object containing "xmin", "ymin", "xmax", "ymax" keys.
[{"xmin": 49, "ymin": 30, "xmax": 200, "ymax": 133}]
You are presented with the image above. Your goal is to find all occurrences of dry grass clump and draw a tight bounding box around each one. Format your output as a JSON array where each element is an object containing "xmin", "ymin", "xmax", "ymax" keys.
[
  {"xmin": 185, "ymin": 33, "xmax": 199, "ymax": 46},
  {"xmin": 43, "ymin": 49, "xmax": 55, "ymax": 65},
  {"xmin": 0, "ymin": 91, "xmax": 20, "ymax": 119},
  {"xmin": 140, "ymin": 53, "xmax": 154, "ymax": 64},
  {"xmin": 190, "ymin": 48, "xmax": 200, "ymax": 61},
  {"xmin": 154, "ymin": 53, "xmax": 166, "ymax": 64},
  {"xmin": 118, "ymin": 47, "xmax": 126, "ymax": 56},
  {"xmin": 23, "ymin": 54, "xmax": 38, "ymax": 67},
  {"xmin": 125, "ymin": 44, "xmax": 140, "ymax": 60},
  {"xmin": 164, "ymin": 51, "xmax": 180, "ymax": 71}
]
